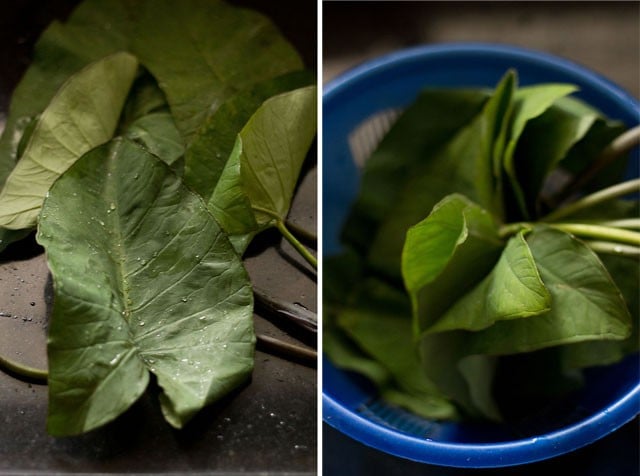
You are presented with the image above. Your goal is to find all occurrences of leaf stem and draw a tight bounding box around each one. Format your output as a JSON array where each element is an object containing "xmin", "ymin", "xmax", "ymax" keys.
[
  {"xmin": 550, "ymin": 125, "xmax": 640, "ymax": 205},
  {"xmin": 541, "ymin": 178, "xmax": 640, "ymax": 222},
  {"xmin": 275, "ymin": 220, "xmax": 317, "ymax": 269},
  {"xmin": 548, "ymin": 223, "xmax": 640, "ymax": 246},
  {"xmin": 498, "ymin": 222, "xmax": 532, "ymax": 239},
  {"xmin": 284, "ymin": 220, "xmax": 317, "ymax": 248},
  {"xmin": 585, "ymin": 240, "xmax": 640, "ymax": 257},
  {"xmin": 579, "ymin": 218, "xmax": 640, "ymax": 229},
  {"xmin": 0, "ymin": 353, "xmax": 47, "ymax": 383}
]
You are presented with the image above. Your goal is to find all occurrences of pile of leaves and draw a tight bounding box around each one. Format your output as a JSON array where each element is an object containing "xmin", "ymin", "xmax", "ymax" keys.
[
  {"xmin": 0, "ymin": 0, "xmax": 316, "ymax": 435},
  {"xmin": 325, "ymin": 70, "xmax": 639, "ymax": 422}
]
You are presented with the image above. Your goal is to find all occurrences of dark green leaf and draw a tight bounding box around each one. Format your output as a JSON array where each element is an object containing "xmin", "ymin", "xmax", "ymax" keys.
[
  {"xmin": 503, "ymin": 84, "xmax": 578, "ymax": 218},
  {"xmin": 37, "ymin": 138, "xmax": 254, "ymax": 435},
  {"xmin": 130, "ymin": 0, "xmax": 304, "ymax": 143},
  {"xmin": 336, "ymin": 279, "xmax": 458, "ymax": 420},
  {"xmin": 124, "ymin": 112, "xmax": 184, "ymax": 166},
  {"xmin": 367, "ymin": 73, "xmax": 515, "ymax": 279},
  {"xmin": 340, "ymin": 89, "xmax": 489, "ymax": 256},
  {"xmin": 184, "ymin": 71, "xmax": 315, "ymax": 199}
]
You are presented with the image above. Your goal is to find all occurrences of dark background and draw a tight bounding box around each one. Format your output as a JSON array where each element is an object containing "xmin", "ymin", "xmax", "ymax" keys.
[{"xmin": 323, "ymin": 1, "xmax": 639, "ymax": 475}]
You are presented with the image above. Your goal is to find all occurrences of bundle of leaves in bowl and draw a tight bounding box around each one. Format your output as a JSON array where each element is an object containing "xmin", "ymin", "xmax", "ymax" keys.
[
  {"xmin": 0, "ymin": 0, "xmax": 316, "ymax": 436},
  {"xmin": 324, "ymin": 70, "xmax": 639, "ymax": 423}
]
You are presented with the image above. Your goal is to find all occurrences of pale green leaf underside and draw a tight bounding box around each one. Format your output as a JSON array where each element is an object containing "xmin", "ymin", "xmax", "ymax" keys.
[
  {"xmin": 37, "ymin": 138, "xmax": 254, "ymax": 436},
  {"xmin": 209, "ymin": 86, "xmax": 317, "ymax": 250},
  {"xmin": 0, "ymin": 52, "xmax": 138, "ymax": 230}
]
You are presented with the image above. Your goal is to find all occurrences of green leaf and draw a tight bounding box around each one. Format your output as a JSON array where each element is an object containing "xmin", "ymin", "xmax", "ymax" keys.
[
  {"xmin": 184, "ymin": 71, "xmax": 315, "ymax": 199},
  {"xmin": 502, "ymin": 84, "xmax": 578, "ymax": 218},
  {"xmin": 0, "ymin": 0, "xmax": 131, "ymax": 180},
  {"xmin": 336, "ymin": 279, "xmax": 458, "ymax": 420},
  {"xmin": 118, "ymin": 70, "xmax": 170, "ymax": 130},
  {"xmin": 340, "ymin": 89, "xmax": 489, "ymax": 255},
  {"xmin": 510, "ymin": 96, "xmax": 625, "ymax": 219},
  {"xmin": 208, "ymin": 85, "xmax": 317, "ymax": 252},
  {"xmin": 561, "ymin": 252, "xmax": 639, "ymax": 368},
  {"xmin": 402, "ymin": 194, "xmax": 503, "ymax": 334},
  {"xmin": 367, "ymin": 73, "xmax": 515, "ymax": 279},
  {"xmin": 426, "ymin": 231, "xmax": 551, "ymax": 334},
  {"xmin": 467, "ymin": 227, "xmax": 632, "ymax": 355},
  {"xmin": 37, "ymin": 138, "xmax": 254, "ymax": 436},
  {"xmin": 0, "ymin": 52, "xmax": 138, "ymax": 230},
  {"xmin": 124, "ymin": 112, "xmax": 184, "ymax": 166},
  {"xmin": 418, "ymin": 331, "xmax": 500, "ymax": 420},
  {"xmin": 323, "ymin": 252, "xmax": 391, "ymax": 387},
  {"xmin": 130, "ymin": 0, "xmax": 304, "ymax": 143}
]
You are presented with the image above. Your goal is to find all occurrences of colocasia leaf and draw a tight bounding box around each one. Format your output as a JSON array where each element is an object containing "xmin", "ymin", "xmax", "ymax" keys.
[
  {"xmin": 37, "ymin": 138, "xmax": 254, "ymax": 436},
  {"xmin": 130, "ymin": 0, "xmax": 305, "ymax": 144},
  {"xmin": 0, "ymin": 52, "xmax": 138, "ymax": 231},
  {"xmin": 184, "ymin": 71, "xmax": 315, "ymax": 200}
]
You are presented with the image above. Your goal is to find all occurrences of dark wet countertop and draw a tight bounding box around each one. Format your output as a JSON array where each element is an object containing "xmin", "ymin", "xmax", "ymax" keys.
[{"xmin": 0, "ymin": 1, "xmax": 317, "ymax": 474}]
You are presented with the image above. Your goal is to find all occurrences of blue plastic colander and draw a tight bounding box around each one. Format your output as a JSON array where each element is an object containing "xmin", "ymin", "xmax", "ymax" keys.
[{"xmin": 322, "ymin": 43, "xmax": 640, "ymax": 468}]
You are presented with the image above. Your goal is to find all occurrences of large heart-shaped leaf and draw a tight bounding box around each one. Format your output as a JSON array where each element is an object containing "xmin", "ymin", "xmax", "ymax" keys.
[
  {"xmin": 208, "ymin": 85, "xmax": 317, "ymax": 252},
  {"xmin": 37, "ymin": 138, "xmax": 254, "ymax": 436},
  {"xmin": 130, "ymin": 0, "xmax": 304, "ymax": 143},
  {"xmin": 0, "ymin": 52, "xmax": 138, "ymax": 230}
]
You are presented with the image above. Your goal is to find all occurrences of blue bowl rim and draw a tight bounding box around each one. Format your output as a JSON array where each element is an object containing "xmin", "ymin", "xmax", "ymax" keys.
[
  {"xmin": 322, "ymin": 42, "xmax": 640, "ymax": 468},
  {"xmin": 323, "ymin": 41, "xmax": 639, "ymax": 108}
]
